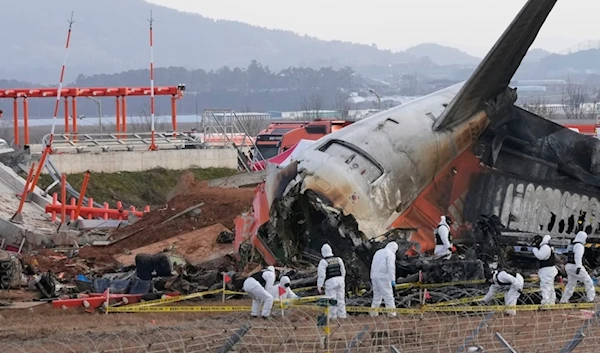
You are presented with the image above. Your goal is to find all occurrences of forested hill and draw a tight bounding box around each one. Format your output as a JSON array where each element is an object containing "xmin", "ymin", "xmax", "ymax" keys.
[{"xmin": 0, "ymin": 63, "xmax": 360, "ymax": 117}]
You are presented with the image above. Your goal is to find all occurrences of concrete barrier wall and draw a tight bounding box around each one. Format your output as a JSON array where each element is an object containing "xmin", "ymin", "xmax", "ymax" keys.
[{"xmin": 44, "ymin": 148, "xmax": 238, "ymax": 174}]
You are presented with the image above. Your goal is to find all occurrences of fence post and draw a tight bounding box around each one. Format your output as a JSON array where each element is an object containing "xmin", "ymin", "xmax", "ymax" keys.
[
  {"xmin": 456, "ymin": 312, "xmax": 494, "ymax": 353},
  {"xmin": 495, "ymin": 332, "xmax": 517, "ymax": 353},
  {"xmin": 558, "ymin": 305, "xmax": 599, "ymax": 353},
  {"xmin": 344, "ymin": 324, "xmax": 369, "ymax": 353},
  {"xmin": 316, "ymin": 297, "xmax": 336, "ymax": 353},
  {"xmin": 216, "ymin": 324, "xmax": 251, "ymax": 353}
]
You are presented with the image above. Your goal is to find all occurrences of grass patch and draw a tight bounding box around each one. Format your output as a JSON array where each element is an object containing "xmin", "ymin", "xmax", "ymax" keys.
[{"xmin": 36, "ymin": 167, "xmax": 239, "ymax": 207}]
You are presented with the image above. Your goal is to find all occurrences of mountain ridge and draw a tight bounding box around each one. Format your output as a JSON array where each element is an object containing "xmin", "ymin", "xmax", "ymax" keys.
[{"xmin": 0, "ymin": 0, "xmax": 496, "ymax": 83}]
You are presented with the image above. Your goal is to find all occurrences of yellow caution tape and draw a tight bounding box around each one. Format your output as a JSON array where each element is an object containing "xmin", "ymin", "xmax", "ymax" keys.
[
  {"xmin": 394, "ymin": 277, "xmax": 545, "ymax": 291},
  {"xmin": 105, "ymin": 301, "xmax": 596, "ymax": 314},
  {"xmin": 128, "ymin": 289, "xmax": 227, "ymax": 308},
  {"xmin": 120, "ymin": 289, "xmax": 321, "ymax": 309},
  {"xmin": 106, "ymin": 305, "xmax": 252, "ymax": 313},
  {"xmin": 351, "ymin": 302, "xmax": 595, "ymax": 314},
  {"xmin": 394, "ymin": 279, "xmax": 486, "ymax": 290},
  {"xmin": 277, "ymin": 295, "xmax": 324, "ymax": 304},
  {"xmin": 223, "ymin": 290, "xmax": 247, "ymax": 295},
  {"xmin": 422, "ymin": 303, "xmax": 595, "ymax": 312},
  {"xmin": 294, "ymin": 286, "xmax": 317, "ymax": 293},
  {"xmin": 429, "ymin": 287, "xmax": 542, "ymax": 307},
  {"xmin": 431, "ymin": 286, "xmax": 600, "ymax": 307},
  {"xmin": 286, "ymin": 304, "xmax": 328, "ymax": 311}
]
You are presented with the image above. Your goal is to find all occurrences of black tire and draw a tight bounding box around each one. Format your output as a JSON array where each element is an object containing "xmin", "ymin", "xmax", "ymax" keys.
[
  {"xmin": 152, "ymin": 253, "xmax": 172, "ymax": 277},
  {"xmin": 135, "ymin": 254, "xmax": 154, "ymax": 280}
]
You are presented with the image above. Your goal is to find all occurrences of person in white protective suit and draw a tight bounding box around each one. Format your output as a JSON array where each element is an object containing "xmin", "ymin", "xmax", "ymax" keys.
[
  {"xmin": 434, "ymin": 215, "xmax": 453, "ymax": 257},
  {"xmin": 483, "ymin": 269, "xmax": 524, "ymax": 316},
  {"xmin": 317, "ymin": 243, "xmax": 347, "ymax": 319},
  {"xmin": 560, "ymin": 231, "xmax": 595, "ymax": 303},
  {"xmin": 370, "ymin": 241, "xmax": 399, "ymax": 317},
  {"xmin": 532, "ymin": 235, "xmax": 558, "ymax": 305},
  {"xmin": 269, "ymin": 275, "xmax": 299, "ymax": 300},
  {"xmin": 242, "ymin": 265, "xmax": 276, "ymax": 318}
]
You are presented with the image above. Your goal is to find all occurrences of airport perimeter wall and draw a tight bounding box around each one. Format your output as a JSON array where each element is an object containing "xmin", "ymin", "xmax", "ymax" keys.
[{"xmin": 42, "ymin": 148, "xmax": 238, "ymax": 174}]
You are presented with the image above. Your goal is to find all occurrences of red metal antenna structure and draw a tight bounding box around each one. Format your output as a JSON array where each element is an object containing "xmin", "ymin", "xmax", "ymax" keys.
[
  {"xmin": 27, "ymin": 11, "xmax": 75, "ymax": 196},
  {"xmin": 50, "ymin": 11, "xmax": 75, "ymax": 146},
  {"xmin": 148, "ymin": 11, "xmax": 157, "ymax": 150}
]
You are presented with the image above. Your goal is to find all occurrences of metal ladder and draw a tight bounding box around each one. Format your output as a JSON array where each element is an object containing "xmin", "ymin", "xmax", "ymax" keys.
[{"xmin": 202, "ymin": 109, "xmax": 266, "ymax": 172}]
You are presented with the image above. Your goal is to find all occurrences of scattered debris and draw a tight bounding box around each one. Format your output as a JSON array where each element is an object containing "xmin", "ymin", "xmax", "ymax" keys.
[
  {"xmin": 216, "ymin": 231, "xmax": 234, "ymax": 244},
  {"xmin": 114, "ymin": 223, "xmax": 235, "ymax": 270},
  {"xmin": 0, "ymin": 250, "xmax": 22, "ymax": 289},
  {"xmin": 160, "ymin": 202, "xmax": 204, "ymax": 225}
]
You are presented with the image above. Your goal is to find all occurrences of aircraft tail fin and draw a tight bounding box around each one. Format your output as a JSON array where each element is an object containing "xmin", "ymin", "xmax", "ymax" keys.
[{"xmin": 433, "ymin": 0, "xmax": 558, "ymax": 131}]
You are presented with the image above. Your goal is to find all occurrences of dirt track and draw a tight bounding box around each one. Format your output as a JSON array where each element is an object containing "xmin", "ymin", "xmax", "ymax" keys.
[{"xmin": 2, "ymin": 295, "xmax": 600, "ymax": 353}]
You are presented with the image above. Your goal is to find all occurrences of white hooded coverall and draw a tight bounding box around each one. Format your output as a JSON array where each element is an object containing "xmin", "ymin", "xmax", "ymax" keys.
[
  {"xmin": 269, "ymin": 275, "xmax": 299, "ymax": 300},
  {"xmin": 370, "ymin": 242, "xmax": 399, "ymax": 316},
  {"xmin": 317, "ymin": 244, "xmax": 347, "ymax": 319},
  {"xmin": 242, "ymin": 266, "xmax": 276, "ymax": 317},
  {"xmin": 434, "ymin": 216, "xmax": 452, "ymax": 257},
  {"xmin": 561, "ymin": 231, "xmax": 595, "ymax": 303},
  {"xmin": 532, "ymin": 235, "xmax": 558, "ymax": 305},
  {"xmin": 483, "ymin": 270, "xmax": 524, "ymax": 316}
]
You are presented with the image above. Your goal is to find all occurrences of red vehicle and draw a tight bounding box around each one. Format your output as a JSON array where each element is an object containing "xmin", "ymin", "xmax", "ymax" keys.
[{"xmin": 251, "ymin": 120, "xmax": 353, "ymax": 170}]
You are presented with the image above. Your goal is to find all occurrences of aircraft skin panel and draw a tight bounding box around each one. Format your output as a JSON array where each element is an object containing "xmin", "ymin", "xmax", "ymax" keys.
[
  {"xmin": 433, "ymin": 0, "xmax": 558, "ymax": 131},
  {"xmin": 295, "ymin": 85, "xmax": 488, "ymax": 239}
]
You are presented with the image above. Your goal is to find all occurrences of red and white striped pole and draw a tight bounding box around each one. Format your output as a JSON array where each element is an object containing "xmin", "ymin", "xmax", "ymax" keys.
[
  {"xmin": 49, "ymin": 12, "xmax": 75, "ymax": 146},
  {"xmin": 28, "ymin": 12, "xmax": 75, "ymax": 197},
  {"xmin": 148, "ymin": 11, "xmax": 157, "ymax": 150}
]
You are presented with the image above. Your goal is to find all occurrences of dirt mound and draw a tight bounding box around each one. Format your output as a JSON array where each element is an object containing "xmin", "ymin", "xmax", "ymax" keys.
[
  {"xmin": 166, "ymin": 171, "xmax": 198, "ymax": 202},
  {"xmin": 108, "ymin": 177, "xmax": 255, "ymax": 252}
]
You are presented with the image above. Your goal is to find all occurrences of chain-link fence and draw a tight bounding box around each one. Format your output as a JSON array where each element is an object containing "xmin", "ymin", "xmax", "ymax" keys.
[
  {"xmin": 2, "ymin": 284, "xmax": 599, "ymax": 352},
  {"xmin": 2, "ymin": 306, "xmax": 599, "ymax": 352}
]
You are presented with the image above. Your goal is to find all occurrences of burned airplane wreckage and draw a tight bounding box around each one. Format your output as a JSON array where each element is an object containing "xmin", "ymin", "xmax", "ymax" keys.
[{"xmin": 238, "ymin": 0, "xmax": 600, "ymax": 290}]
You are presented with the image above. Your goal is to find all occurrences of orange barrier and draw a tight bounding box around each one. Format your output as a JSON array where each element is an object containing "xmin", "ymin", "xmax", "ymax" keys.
[{"xmin": 47, "ymin": 194, "xmax": 149, "ymax": 222}]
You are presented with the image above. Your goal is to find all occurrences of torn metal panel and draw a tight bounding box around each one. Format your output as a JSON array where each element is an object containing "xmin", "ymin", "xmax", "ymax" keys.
[{"xmin": 465, "ymin": 172, "xmax": 600, "ymax": 237}]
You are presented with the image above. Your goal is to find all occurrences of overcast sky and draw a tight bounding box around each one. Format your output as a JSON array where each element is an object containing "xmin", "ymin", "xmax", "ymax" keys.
[{"xmin": 148, "ymin": 0, "xmax": 597, "ymax": 57}]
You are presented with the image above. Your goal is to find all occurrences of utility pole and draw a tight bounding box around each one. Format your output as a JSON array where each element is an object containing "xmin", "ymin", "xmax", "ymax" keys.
[{"xmin": 86, "ymin": 97, "xmax": 103, "ymax": 132}]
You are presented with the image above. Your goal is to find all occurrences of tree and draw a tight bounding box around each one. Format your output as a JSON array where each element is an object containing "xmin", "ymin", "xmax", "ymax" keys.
[
  {"xmin": 334, "ymin": 92, "xmax": 352, "ymax": 118},
  {"xmin": 129, "ymin": 104, "xmax": 169, "ymax": 132},
  {"xmin": 521, "ymin": 96, "xmax": 556, "ymax": 120},
  {"xmin": 561, "ymin": 80, "xmax": 599, "ymax": 120},
  {"xmin": 300, "ymin": 91, "xmax": 324, "ymax": 120}
]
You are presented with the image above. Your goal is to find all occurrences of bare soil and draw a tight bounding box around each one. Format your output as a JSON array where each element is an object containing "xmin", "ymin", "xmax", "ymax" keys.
[
  {"xmin": 1, "ymin": 300, "xmax": 599, "ymax": 352},
  {"xmin": 108, "ymin": 173, "xmax": 255, "ymax": 251}
]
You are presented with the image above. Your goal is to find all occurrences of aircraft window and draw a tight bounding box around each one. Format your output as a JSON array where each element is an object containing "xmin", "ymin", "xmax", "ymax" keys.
[
  {"xmin": 319, "ymin": 140, "xmax": 383, "ymax": 183},
  {"xmin": 385, "ymin": 118, "xmax": 399, "ymax": 124}
]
